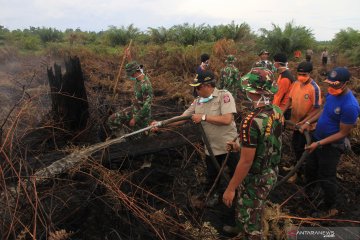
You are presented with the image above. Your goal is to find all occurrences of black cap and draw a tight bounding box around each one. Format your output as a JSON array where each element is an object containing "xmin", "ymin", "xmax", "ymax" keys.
[
  {"xmin": 297, "ymin": 61, "xmax": 313, "ymax": 73},
  {"xmin": 190, "ymin": 71, "xmax": 215, "ymax": 87},
  {"xmin": 273, "ymin": 53, "xmax": 287, "ymax": 63}
]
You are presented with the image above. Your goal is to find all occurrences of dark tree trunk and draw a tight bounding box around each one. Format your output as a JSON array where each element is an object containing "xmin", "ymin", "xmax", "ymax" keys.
[{"xmin": 47, "ymin": 56, "xmax": 89, "ymax": 131}]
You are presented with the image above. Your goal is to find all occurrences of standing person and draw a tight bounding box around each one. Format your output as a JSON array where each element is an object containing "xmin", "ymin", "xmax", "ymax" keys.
[
  {"xmin": 196, "ymin": 53, "xmax": 210, "ymax": 74},
  {"xmin": 253, "ymin": 49, "xmax": 276, "ymax": 72},
  {"xmin": 294, "ymin": 50, "xmax": 302, "ymax": 60},
  {"xmin": 306, "ymin": 49, "xmax": 314, "ymax": 62},
  {"xmin": 222, "ymin": 67, "xmax": 283, "ymax": 239},
  {"xmin": 272, "ymin": 53, "xmax": 295, "ymax": 120},
  {"xmin": 283, "ymin": 61, "xmax": 322, "ymax": 182},
  {"xmin": 152, "ymin": 70, "xmax": 239, "ymax": 204},
  {"xmin": 321, "ymin": 48, "xmax": 329, "ymax": 66},
  {"xmin": 330, "ymin": 52, "xmax": 337, "ymax": 65},
  {"xmin": 107, "ymin": 61, "xmax": 153, "ymax": 133},
  {"xmin": 300, "ymin": 67, "xmax": 360, "ymax": 217},
  {"xmin": 219, "ymin": 54, "xmax": 240, "ymax": 98}
]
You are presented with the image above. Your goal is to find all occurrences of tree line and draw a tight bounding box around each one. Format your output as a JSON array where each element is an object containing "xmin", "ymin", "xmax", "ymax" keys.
[{"xmin": 0, "ymin": 22, "xmax": 359, "ymax": 64}]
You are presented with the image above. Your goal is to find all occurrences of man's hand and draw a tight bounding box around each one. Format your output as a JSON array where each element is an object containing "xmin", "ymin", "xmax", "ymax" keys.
[
  {"xmin": 226, "ymin": 141, "xmax": 240, "ymax": 152},
  {"xmin": 150, "ymin": 120, "xmax": 160, "ymax": 132},
  {"xmin": 191, "ymin": 114, "xmax": 202, "ymax": 124},
  {"xmin": 299, "ymin": 123, "xmax": 311, "ymax": 133},
  {"xmin": 305, "ymin": 141, "xmax": 320, "ymax": 153},
  {"xmin": 129, "ymin": 118, "xmax": 136, "ymax": 127},
  {"xmin": 223, "ymin": 188, "xmax": 236, "ymax": 208}
]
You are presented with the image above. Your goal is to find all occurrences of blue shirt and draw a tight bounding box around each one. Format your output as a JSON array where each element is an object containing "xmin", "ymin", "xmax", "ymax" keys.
[
  {"xmin": 314, "ymin": 91, "xmax": 360, "ymax": 141},
  {"xmin": 196, "ymin": 66, "xmax": 203, "ymax": 74}
]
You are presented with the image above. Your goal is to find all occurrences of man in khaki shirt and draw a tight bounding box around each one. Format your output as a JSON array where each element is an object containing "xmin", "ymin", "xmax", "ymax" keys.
[{"xmin": 152, "ymin": 70, "xmax": 239, "ymax": 203}]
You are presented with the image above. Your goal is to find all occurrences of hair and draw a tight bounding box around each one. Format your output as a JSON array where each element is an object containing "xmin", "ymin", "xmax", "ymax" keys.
[
  {"xmin": 273, "ymin": 53, "xmax": 287, "ymax": 65},
  {"xmin": 200, "ymin": 53, "xmax": 210, "ymax": 63}
]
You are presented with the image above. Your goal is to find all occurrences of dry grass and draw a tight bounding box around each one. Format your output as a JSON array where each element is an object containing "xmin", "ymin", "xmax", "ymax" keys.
[{"xmin": 1, "ymin": 43, "xmax": 360, "ymax": 239}]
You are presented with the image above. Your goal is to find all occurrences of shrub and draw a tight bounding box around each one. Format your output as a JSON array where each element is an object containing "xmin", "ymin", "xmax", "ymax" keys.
[
  {"xmin": 257, "ymin": 22, "xmax": 315, "ymax": 59},
  {"xmin": 332, "ymin": 28, "xmax": 360, "ymax": 65}
]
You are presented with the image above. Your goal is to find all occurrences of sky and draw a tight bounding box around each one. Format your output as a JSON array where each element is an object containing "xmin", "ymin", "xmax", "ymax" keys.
[{"xmin": 0, "ymin": 0, "xmax": 359, "ymax": 41}]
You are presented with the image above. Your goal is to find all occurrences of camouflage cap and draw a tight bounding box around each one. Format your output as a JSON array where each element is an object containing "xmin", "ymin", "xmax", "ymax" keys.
[
  {"xmin": 225, "ymin": 54, "xmax": 237, "ymax": 63},
  {"xmin": 240, "ymin": 67, "xmax": 278, "ymax": 95},
  {"xmin": 125, "ymin": 61, "xmax": 141, "ymax": 76},
  {"xmin": 258, "ymin": 49, "xmax": 270, "ymax": 56},
  {"xmin": 252, "ymin": 60, "xmax": 276, "ymax": 73}
]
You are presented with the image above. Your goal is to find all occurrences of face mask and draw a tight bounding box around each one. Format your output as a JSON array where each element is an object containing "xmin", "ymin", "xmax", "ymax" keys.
[
  {"xmin": 327, "ymin": 86, "xmax": 344, "ymax": 96},
  {"xmin": 201, "ymin": 61, "xmax": 209, "ymax": 68},
  {"xmin": 297, "ymin": 75, "xmax": 310, "ymax": 83},
  {"xmin": 129, "ymin": 72, "xmax": 144, "ymax": 81},
  {"xmin": 246, "ymin": 92, "xmax": 270, "ymax": 106},
  {"xmin": 199, "ymin": 95, "xmax": 213, "ymax": 103},
  {"xmin": 275, "ymin": 62, "xmax": 288, "ymax": 71},
  {"xmin": 257, "ymin": 94, "xmax": 270, "ymax": 106}
]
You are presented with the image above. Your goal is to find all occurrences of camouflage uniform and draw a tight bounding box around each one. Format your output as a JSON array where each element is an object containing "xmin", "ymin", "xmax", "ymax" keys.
[
  {"xmin": 235, "ymin": 68, "xmax": 283, "ymax": 239},
  {"xmin": 108, "ymin": 62, "xmax": 153, "ymax": 131},
  {"xmin": 252, "ymin": 60, "xmax": 276, "ymax": 73},
  {"xmin": 219, "ymin": 55, "xmax": 240, "ymax": 98},
  {"xmin": 236, "ymin": 106, "xmax": 283, "ymax": 238}
]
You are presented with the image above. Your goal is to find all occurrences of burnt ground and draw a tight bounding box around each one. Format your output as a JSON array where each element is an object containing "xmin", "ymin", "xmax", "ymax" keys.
[{"xmin": 0, "ymin": 53, "xmax": 359, "ymax": 239}]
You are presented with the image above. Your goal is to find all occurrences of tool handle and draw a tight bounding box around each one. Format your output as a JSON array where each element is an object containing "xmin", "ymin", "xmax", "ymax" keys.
[{"xmin": 159, "ymin": 115, "xmax": 192, "ymax": 127}]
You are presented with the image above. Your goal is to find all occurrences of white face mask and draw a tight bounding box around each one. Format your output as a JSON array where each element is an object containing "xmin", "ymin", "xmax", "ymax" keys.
[
  {"xmin": 129, "ymin": 72, "xmax": 144, "ymax": 81},
  {"xmin": 201, "ymin": 61, "xmax": 209, "ymax": 68},
  {"xmin": 246, "ymin": 92, "xmax": 270, "ymax": 106},
  {"xmin": 199, "ymin": 94, "xmax": 213, "ymax": 103},
  {"xmin": 275, "ymin": 62, "xmax": 288, "ymax": 71}
]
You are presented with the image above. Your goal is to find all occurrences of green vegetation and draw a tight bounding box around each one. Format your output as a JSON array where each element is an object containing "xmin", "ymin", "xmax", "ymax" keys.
[
  {"xmin": 331, "ymin": 28, "xmax": 360, "ymax": 65},
  {"xmin": 0, "ymin": 23, "xmax": 359, "ymax": 65},
  {"xmin": 257, "ymin": 22, "xmax": 315, "ymax": 59}
]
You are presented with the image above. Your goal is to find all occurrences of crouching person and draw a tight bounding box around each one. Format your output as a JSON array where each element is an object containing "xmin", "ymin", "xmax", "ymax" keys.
[
  {"xmin": 222, "ymin": 67, "xmax": 283, "ymax": 239},
  {"xmin": 107, "ymin": 61, "xmax": 153, "ymax": 136}
]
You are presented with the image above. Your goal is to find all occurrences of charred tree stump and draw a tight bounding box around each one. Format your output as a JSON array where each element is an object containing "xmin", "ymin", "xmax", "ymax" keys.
[{"xmin": 47, "ymin": 56, "xmax": 89, "ymax": 131}]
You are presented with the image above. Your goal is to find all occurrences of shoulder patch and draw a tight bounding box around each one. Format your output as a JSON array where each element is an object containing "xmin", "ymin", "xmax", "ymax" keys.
[
  {"xmin": 241, "ymin": 112, "xmax": 255, "ymax": 144},
  {"xmin": 223, "ymin": 94, "xmax": 231, "ymax": 103}
]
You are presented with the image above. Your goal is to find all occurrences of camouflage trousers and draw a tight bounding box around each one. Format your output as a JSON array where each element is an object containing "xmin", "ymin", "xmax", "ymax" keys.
[
  {"xmin": 234, "ymin": 168, "xmax": 277, "ymax": 239},
  {"xmin": 107, "ymin": 108, "xmax": 150, "ymax": 132}
]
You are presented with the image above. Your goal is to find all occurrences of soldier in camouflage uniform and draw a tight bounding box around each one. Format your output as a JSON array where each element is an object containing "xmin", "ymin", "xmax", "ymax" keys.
[
  {"xmin": 253, "ymin": 49, "xmax": 276, "ymax": 73},
  {"xmin": 107, "ymin": 61, "xmax": 153, "ymax": 133},
  {"xmin": 222, "ymin": 67, "xmax": 283, "ymax": 239},
  {"xmin": 219, "ymin": 55, "xmax": 240, "ymax": 98}
]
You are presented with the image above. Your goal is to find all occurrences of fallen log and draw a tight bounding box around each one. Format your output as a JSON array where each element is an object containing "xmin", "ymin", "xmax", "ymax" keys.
[{"xmin": 33, "ymin": 115, "xmax": 194, "ymax": 183}]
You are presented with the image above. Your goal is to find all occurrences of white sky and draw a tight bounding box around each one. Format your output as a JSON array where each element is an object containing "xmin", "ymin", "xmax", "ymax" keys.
[{"xmin": 1, "ymin": 0, "xmax": 359, "ymax": 41}]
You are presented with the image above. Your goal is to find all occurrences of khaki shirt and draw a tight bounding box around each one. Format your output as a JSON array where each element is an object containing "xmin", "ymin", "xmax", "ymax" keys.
[{"xmin": 183, "ymin": 88, "xmax": 238, "ymax": 155}]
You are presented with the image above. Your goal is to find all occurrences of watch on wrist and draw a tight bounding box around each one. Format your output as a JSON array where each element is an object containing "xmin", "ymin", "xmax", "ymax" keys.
[
  {"xmin": 201, "ymin": 114, "xmax": 206, "ymax": 121},
  {"xmin": 305, "ymin": 121, "xmax": 311, "ymax": 125}
]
